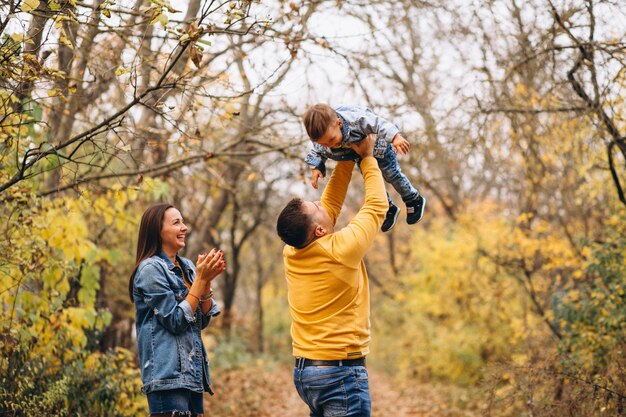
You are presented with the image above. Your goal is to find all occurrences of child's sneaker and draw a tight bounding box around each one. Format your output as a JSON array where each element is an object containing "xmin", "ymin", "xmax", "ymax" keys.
[
  {"xmin": 381, "ymin": 203, "xmax": 400, "ymax": 232},
  {"xmin": 406, "ymin": 195, "xmax": 426, "ymax": 224}
]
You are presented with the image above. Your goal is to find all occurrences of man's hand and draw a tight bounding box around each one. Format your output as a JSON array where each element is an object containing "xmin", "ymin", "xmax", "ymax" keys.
[
  {"xmin": 311, "ymin": 168, "xmax": 325, "ymax": 189},
  {"xmin": 392, "ymin": 134, "xmax": 410, "ymax": 155},
  {"xmin": 351, "ymin": 133, "xmax": 376, "ymax": 159}
]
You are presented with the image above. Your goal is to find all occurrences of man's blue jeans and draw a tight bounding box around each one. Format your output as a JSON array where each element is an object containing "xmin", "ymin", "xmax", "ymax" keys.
[{"xmin": 294, "ymin": 365, "xmax": 371, "ymax": 417}]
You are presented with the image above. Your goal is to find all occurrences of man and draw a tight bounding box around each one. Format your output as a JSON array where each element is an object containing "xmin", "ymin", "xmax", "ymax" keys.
[{"xmin": 276, "ymin": 134, "xmax": 388, "ymax": 417}]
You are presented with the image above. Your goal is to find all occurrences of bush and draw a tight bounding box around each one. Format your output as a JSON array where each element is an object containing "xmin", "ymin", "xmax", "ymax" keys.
[{"xmin": 0, "ymin": 343, "xmax": 146, "ymax": 417}]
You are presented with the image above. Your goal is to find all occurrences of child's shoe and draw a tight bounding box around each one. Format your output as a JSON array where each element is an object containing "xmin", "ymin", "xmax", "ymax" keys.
[
  {"xmin": 381, "ymin": 203, "xmax": 400, "ymax": 232},
  {"xmin": 406, "ymin": 195, "xmax": 426, "ymax": 224}
]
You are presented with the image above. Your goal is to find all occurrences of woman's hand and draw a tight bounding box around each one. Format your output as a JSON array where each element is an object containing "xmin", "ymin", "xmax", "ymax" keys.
[
  {"xmin": 196, "ymin": 248, "xmax": 226, "ymax": 284},
  {"xmin": 185, "ymin": 248, "xmax": 225, "ymax": 311}
]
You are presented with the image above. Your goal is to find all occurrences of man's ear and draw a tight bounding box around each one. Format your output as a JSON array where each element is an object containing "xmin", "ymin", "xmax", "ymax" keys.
[
  {"xmin": 336, "ymin": 117, "xmax": 342, "ymax": 127},
  {"xmin": 313, "ymin": 225, "xmax": 327, "ymax": 238}
]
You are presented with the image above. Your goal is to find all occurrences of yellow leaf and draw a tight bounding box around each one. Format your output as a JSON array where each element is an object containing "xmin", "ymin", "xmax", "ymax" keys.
[
  {"xmin": 115, "ymin": 66, "xmax": 132, "ymax": 76},
  {"xmin": 149, "ymin": 10, "xmax": 162, "ymax": 25},
  {"xmin": 158, "ymin": 13, "xmax": 168, "ymax": 28},
  {"xmin": 49, "ymin": 0, "xmax": 61, "ymax": 11},
  {"xmin": 21, "ymin": 0, "xmax": 40, "ymax": 12},
  {"xmin": 60, "ymin": 32, "xmax": 74, "ymax": 50},
  {"xmin": 10, "ymin": 34, "xmax": 34, "ymax": 44}
]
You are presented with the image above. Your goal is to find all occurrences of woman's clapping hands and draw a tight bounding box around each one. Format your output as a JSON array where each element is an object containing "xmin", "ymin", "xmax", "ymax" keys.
[{"xmin": 196, "ymin": 248, "xmax": 226, "ymax": 283}]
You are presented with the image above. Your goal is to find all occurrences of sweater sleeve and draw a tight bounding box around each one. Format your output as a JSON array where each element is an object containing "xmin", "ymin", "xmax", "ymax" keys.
[
  {"xmin": 326, "ymin": 156, "xmax": 388, "ymax": 267},
  {"xmin": 320, "ymin": 160, "xmax": 355, "ymax": 225}
]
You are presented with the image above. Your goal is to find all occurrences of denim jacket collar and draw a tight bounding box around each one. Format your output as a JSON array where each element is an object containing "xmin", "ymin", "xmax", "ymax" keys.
[
  {"xmin": 155, "ymin": 250, "xmax": 193, "ymax": 277},
  {"xmin": 337, "ymin": 112, "xmax": 351, "ymax": 146}
]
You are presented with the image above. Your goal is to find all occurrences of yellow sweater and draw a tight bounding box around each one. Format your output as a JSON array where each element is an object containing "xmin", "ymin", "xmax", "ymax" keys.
[{"xmin": 283, "ymin": 157, "xmax": 388, "ymax": 360}]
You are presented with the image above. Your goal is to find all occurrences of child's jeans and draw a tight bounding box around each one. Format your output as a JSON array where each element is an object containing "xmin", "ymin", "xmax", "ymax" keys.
[{"xmin": 358, "ymin": 143, "xmax": 418, "ymax": 206}]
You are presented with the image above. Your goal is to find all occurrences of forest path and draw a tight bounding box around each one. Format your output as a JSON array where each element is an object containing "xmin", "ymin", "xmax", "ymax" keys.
[{"xmin": 205, "ymin": 364, "xmax": 480, "ymax": 417}]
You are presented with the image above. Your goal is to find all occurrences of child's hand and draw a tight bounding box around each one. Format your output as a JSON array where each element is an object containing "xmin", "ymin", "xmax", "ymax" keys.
[
  {"xmin": 392, "ymin": 134, "xmax": 411, "ymax": 155},
  {"xmin": 311, "ymin": 169, "xmax": 325, "ymax": 189}
]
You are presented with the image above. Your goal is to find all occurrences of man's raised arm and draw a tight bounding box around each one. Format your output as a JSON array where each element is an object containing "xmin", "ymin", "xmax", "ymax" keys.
[
  {"xmin": 330, "ymin": 135, "xmax": 388, "ymax": 266},
  {"xmin": 320, "ymin": 161, "xmax": 356, "ymax": 225}
]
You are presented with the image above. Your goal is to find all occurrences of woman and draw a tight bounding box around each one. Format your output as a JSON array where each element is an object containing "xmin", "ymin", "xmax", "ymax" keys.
[{"xmin": 129, "ymin": 203, "xmax": 226, "ymax": 417}]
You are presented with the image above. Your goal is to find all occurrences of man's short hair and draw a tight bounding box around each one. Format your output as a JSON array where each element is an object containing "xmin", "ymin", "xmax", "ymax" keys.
[
  {"xmin": 303, "ymin": 104, "xmax": 336, "ymax": 141},
  {"xmin": 276, "ymin": 198, "xmax": 312, "ymax": 248}
]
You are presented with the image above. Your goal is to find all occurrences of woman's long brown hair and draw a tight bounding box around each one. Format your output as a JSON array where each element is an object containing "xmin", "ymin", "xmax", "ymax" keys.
[{"xmin": 128, "ymin": 203, "xmax": 173, "ymax": 303}]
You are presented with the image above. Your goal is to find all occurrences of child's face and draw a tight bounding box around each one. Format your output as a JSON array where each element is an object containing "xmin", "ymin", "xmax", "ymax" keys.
[{"xmin": 316, "ymin": 118, "xmax": 343, "ymax": 148}]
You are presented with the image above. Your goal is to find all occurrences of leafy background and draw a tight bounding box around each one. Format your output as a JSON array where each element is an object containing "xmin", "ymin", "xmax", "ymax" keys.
[{"xmin": 1, "ymin": 0, "xmax": 625, "ymax": 415}]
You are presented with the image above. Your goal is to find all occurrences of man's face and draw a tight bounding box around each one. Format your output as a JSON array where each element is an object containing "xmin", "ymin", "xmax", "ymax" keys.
[
  {"xmin": 316, "ymin": 118, "xmax": 343, "ymax": 148},
  {"xmin": 301, "ymin": 200, "xmax": 334, "ymax": 237}
]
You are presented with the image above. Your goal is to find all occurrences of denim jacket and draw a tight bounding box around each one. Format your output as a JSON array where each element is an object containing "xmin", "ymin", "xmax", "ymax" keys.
[
  {"xmin": 304, "ymin": 105, "xmax": 400, "ymax": 176},
  {"xmin": 133, "ymin": 251, "xmax": 220, "ymax": 394}
]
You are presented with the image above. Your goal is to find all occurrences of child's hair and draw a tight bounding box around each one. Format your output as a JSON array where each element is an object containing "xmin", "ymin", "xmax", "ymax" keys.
[{"xmin": 303, "ymin": 104, "xmax": 336, "ymax": 141}]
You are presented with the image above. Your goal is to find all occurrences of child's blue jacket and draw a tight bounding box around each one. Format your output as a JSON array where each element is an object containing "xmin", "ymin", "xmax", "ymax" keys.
[{"xmin": 304, "ymin": 105, "xmax": 400, "ymax": 176}]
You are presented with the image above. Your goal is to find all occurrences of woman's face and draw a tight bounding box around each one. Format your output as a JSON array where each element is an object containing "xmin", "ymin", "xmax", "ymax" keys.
[{"xmin": 160, "ymin": 207, "xmax": 188, "ymax": 254}]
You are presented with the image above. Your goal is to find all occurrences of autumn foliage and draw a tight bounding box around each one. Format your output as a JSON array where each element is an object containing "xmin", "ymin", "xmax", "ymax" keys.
[{"xmin": 2, "ymin": 0, "xmax": 626, "ymax": 416}]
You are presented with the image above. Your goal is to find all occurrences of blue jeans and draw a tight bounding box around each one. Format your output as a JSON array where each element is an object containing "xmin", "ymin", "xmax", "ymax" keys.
[
  {"xmin": 294, "ymin": 365, "xmax": 371, "ymax": 417},
  {"xmin": 357, "ymin": 144, "xmax": 418, "ymax": 206},
  {"xmin": 377, "ymin": 143, "xmax": 419, "ymax": 204},
  {"xmin": 146, "ymin": 388, "xmax": 204, "ymax": 415}
]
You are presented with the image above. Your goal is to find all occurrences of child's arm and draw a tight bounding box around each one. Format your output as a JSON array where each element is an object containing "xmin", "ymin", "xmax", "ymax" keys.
[
  {"xmin": 360, "ymin": 107, "xmax": 400, "ymax": 144},
  {"xmin": 392, "ymin": 134, "xmax": 411, "ymax": 155},
  {"xmin": 311, "ymin": 168, "xmax": 324, "ymax": 189},
  {"xmin": 360, "ymin": 107, "xmax": 410, "ymax": 155},
  {"xmin": 304, "ymin": 148, "xmax": 327, "ymax": 188}
]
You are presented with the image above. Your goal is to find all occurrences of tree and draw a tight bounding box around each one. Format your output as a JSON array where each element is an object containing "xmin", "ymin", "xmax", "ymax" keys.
[{"xmin": 0, "ymin": 0, "xmax": 323, "ymax": 412}]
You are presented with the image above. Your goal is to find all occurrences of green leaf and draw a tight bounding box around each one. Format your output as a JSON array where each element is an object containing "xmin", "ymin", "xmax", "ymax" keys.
[
  {"xmin": 32, "ymin": 102, "xmax": 42, "ymax": 122},
  {"xmin": 45, "ymin": 154, "xmax": 62, "ymax": 170},
  {"xmin": 107, "ymin": 248, "xmax": 121, "ymax": 264}
]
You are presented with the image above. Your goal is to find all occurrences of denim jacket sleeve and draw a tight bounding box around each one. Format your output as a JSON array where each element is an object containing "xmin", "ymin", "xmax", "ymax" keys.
[
  {"xmin": 304, "ymin": 146, "xmax": 327, "ymax": 176},
  {"xmin": 338, "ymin": 105, "xmax": 400, "ymax": 144},
  {"xmin": 201, "ymin": 299, "xmax": 221, "ymax": 329},
  {"xmin": 360, "ymin": 107, "xmax": 400, "ymax": 143},
  {"xmin": 134, "ymin": 261, "xmax": 195, "ymax": 335}
]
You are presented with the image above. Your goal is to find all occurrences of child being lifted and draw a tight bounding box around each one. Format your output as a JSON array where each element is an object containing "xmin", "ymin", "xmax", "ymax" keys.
[{"xmin": 303, "ymin": 104, "xmax": 425, "ymax": 232}]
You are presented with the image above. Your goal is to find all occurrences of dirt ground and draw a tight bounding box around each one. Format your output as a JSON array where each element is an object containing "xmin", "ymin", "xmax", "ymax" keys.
[{"xmin": 204, "ymin": 364, "xmax": 481, "ymax": 417}]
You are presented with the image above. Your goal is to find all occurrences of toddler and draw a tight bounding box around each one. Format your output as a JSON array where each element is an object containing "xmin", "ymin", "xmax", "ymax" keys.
[{"xmin": 303, "ymin": 103, "xmax": 425, "ymax": 232}]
